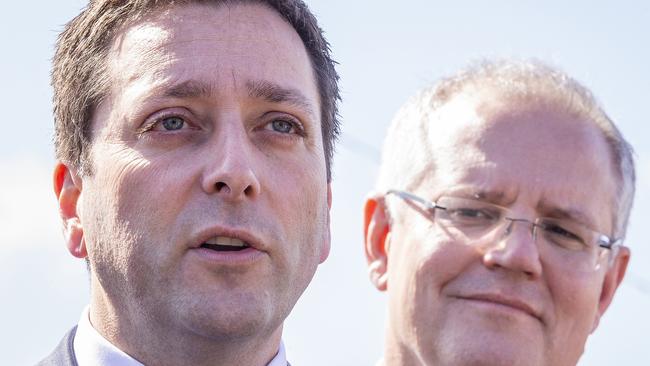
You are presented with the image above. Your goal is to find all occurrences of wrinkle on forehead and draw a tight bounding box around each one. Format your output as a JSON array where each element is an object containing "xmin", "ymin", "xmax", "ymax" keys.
[
  {"xmin": 422, "ymin": 92, "xmax": 618, "ymax": 234},
  {"xmin": 106, "ymin": 3, "xmax": 309, "ymax": 96}
]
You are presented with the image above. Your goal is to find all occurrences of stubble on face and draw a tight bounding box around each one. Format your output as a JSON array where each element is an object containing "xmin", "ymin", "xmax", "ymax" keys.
[{"xmin": 78, "ymin": 3, "xmax": 329, "ymax": 362}]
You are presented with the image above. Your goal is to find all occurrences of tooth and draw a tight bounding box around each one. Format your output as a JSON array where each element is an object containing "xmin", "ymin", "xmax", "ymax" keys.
[
  {"xmin": 205, "ymin": 236, "xmax": 246, "ymax": 247},
  {"xmin": 229, "ymin": 238, "xmax": 246, "ymax": 246}
]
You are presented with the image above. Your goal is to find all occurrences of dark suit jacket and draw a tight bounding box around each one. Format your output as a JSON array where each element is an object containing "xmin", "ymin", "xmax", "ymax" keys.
[
  {"xmin": 36, "ymin": 326, "xmax": 291, "ymax": 365},
  {"xmin": 36, "ymin": 327, "xmax": 78, "ymax": 366}
]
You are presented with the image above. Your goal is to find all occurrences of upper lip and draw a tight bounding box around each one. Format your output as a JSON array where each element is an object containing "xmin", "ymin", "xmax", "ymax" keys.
[
  {"xmin": 190, "ymin": 226, "xmax": 266, "ymax": 252},
  {"xmin": 455, "ymin": 293, "xmax": 543, "ymax": 322}
]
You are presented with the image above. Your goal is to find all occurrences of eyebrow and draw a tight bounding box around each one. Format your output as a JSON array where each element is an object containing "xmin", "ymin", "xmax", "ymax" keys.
[
  {"xmin": 246, "ymin": 80, "xmax": 316, "ymax": 118},
  {"xmin": 538, "ymin": 203, "xmax": 596, "ymax": 229},
  {"xmin": 162, "ymin": 80, "xmax": 215, "ymax": 99},
  {"xmin": 157, "ymin": 79, "xmax": 316, "ymax": 118},
  {"xmin": 445, "ymin": 186, "xmax": 511, "ymax": 205},
  {"xmin": 445, "ymin": 186, "xmax": 600, "ymax": 229}
]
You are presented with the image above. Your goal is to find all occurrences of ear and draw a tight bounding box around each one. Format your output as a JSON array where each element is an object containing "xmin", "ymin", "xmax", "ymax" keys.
[
  {"xmin": 318, "ymin": 183, "xmax": 332, "ymax": 264},
  {"xmin": 364, "ymin": 193, "xmax": 391, "ymax": 291},
  {"xmin": 591, "ymin": 246, "xmax": 630, "ymax": 332},
  {"xmin": 53, "ymin": 162, "xmax": 87, "ymax": 258}
]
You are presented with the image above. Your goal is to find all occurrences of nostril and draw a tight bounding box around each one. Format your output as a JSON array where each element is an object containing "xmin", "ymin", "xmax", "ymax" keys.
[
  {"xmin": 209, "ymin": 175, "xmax": 258, "ymax": 198},
  {"xmin": 215, "ymin": 181, "xmax": 228, "ymax": 193},
  {"xmin": 244, "ymin": 185, "xmax": 254, "ymax": 196}
]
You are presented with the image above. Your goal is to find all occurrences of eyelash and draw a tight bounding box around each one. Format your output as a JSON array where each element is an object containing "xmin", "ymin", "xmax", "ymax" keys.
[
  {"xmin": 137, "ymin": 109, "xmax": 307, "ymax": 141},
  {"xmin": 264, "ymin": 115, "xmax": 306, "ymax": 137},
  {"xmin": 138, "ymin": 110, "xmax": 194, "ymax": 135}
]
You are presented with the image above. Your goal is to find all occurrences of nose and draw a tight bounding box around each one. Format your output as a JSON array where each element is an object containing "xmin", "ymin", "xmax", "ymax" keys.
[
  {"xmin": 482, "ymin": 218, "xmax": 543, "ymax": 278},
  {"xmin": 201, "ymin": 122, "xmax": 261, "ymax": 201}
]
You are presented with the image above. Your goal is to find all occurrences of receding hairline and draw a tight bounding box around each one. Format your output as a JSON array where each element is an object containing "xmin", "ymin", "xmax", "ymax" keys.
[{"xmin": 376, "ymin": 60, "xmax": 635, "ymax": 239}]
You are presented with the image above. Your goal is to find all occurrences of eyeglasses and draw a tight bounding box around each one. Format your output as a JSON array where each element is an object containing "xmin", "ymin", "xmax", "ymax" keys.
[{"xmin": 386, "ymin": 189, "xmax": 621, "ymax": 272}]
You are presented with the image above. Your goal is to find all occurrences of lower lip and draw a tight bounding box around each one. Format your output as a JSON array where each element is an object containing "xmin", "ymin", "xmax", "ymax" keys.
[
  {"xmin": 189, "ymin": 246, "xmax": 266, "ymax": 265},
  {"xmin": 459, "ymin": 298, "xmax": 537, "ymax": 321}
]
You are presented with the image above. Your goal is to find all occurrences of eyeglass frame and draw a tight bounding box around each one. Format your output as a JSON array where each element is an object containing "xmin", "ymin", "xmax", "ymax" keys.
[{"xmin": 385, "ymin": 189, "xmax": 621, "ymax": 251}]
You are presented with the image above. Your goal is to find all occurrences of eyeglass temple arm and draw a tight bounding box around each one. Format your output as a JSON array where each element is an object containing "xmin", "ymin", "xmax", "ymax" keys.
[
  {"xmin": 386, "ymin": 189, "xmax": 438, "ymax": 211},
  {"xmin": 598, "ymin": 235, "xmax": 622, "ymax": 250}
]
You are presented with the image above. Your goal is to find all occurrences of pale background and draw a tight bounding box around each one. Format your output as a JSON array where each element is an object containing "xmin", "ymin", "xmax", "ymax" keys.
[{"xmin": 1, "ymin": 0, "xmax": 649, "ymax": 365}]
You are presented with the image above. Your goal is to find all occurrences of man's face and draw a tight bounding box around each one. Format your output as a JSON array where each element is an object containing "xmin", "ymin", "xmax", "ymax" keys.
[
  {"xmin": 73, "ymin": 2, "xmax": 329, "ymax": 343},
  {"xmin": 366, "ymin": 92, "xmax": 629, "ymax": 365}
]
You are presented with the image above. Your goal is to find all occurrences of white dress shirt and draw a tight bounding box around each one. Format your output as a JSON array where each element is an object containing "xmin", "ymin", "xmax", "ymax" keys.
[{"xmin": 73, "ymin": 306, "xmax": 288, "ymax": 365}]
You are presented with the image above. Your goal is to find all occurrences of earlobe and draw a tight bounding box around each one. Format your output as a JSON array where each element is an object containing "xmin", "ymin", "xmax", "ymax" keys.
[
  {"xmin": 364, "ymin": 194, "xmax": 391, "ymax": 291},
  {"xmin": 54, "ymin": 162, "xmax": 87, "ymax": 259},
  {"xmin": 591, "ymin": 246, "xmax": 630, "ymax": 332}
]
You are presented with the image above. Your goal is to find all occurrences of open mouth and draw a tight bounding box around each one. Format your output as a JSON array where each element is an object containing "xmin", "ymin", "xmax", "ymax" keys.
[{"xmin": 200, "ymin": 236, "xmax": 251, "ymax": 252}]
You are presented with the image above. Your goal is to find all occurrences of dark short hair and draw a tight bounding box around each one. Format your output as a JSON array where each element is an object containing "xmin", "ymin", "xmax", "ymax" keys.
[{"xmin": 52, "ymin": 0, "xmax": 340, "ymax": 181}]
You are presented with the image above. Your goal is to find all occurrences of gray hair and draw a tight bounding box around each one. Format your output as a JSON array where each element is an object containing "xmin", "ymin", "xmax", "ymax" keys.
[{"xmin": 376, "ymin": 59, "xmax": 635, "ymax": 239}]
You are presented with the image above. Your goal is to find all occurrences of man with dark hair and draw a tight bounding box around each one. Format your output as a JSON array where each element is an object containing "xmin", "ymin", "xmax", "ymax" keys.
[
  {"xmin": 40, "ymin": 1, "xmax": 339, "ymax": 365},
  {"xmin": 364, "ymin": 60, "xmax": 633, "ymax": 366}
]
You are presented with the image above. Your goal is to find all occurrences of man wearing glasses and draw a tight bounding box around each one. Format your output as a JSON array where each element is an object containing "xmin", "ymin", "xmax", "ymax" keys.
[{"xmin": 364, "ymin": 60, "xmax": 633, "ymax": 366}]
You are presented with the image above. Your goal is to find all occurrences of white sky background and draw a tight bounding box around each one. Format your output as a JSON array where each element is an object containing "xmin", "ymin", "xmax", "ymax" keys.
[{"xmin": 1, "ymin": 0, "xmax": 649, "ymax": 365}]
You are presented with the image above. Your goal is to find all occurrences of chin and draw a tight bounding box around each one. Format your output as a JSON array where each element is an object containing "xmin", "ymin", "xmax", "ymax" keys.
[
  {"xmin": 433, "ymin": 349, "xmax": 542, "ymax": 366},
  {"xmin": 430, "ymin": 330, "xmax": 546, "ymax": 366},
  {"xmin": 157, "ymin": 281, "xmax": 282, "ymax": 341},
  {"xmin": 181, "ymin": 296, "xmax": 282, "ymax": 341}
]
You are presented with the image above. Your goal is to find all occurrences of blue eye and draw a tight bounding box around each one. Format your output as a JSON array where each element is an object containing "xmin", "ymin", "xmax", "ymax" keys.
[
  {"xmin": 270, "ymin": 119, "xmax": 294, "ymax": 133},
  {"xmin": 161, "ymin": 116, "xmax": 185, "ymax": 131}
]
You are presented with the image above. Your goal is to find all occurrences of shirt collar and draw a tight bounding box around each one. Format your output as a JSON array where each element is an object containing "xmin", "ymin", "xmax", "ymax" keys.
[
  {"xmin": 73, "ymin": 306, "xmax": 143, "ymax": 366},
  {"xmin": 73, "ymin": 306, "xmax": 288, "ymax": 366},
  {"xmin": 269, "ymin": 339, "xmax": 287, "ymax": 366}
]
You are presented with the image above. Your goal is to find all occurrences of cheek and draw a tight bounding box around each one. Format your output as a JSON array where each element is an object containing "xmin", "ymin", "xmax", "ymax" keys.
[
  {"xmin": 391, "ymin": 218, "xmax": 476, "ymax": 289},
  {"xmin": 387, "ymin": 221, "xmax": 480, "ymax": 334},
  {"xmin": 115, "ymin": 163, "xmax": 193, "ymax": 221},
  {"xmin": 545, "ymin": 268, "xmax": 603, "ymax": 329},
  {"xmin": 266, "ymin": 151, "xmax": 327, "ymax": 235},
  {"xmin": 387, "ymin": 226, "xmax": 450, "ymax": 304},
  {"xmin": 91, "ymin": 149, "xmax": 196, "ymax": 255},
  {"xmin": 291, "ymin": 182, "xmax": 331, "ymax": 265},
  {"xmin": 541, "ymin": 266, "xmax": 605, "ymax": 364}
]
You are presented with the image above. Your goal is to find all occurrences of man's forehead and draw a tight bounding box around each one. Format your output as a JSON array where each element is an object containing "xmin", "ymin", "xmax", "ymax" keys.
[
  {"xmin": 410, "ymin": 89, "xmax": 618, "ymax": 224},
  {"xmin": 101, "ymin": 2, "xmax": 320, "ymax": 113},
  {"xmin": 111, "ymin": 2, "xmax": 283, "ymax": 43},
  {"xmin": 425, "ymin": 92, "xmax": 486, "ymax": 148},
  {"xmin": 106, "ymin": 2, "xmax": 309, "ymax": 81},
  {"xmin": 427, "ymin": 89, "xmax": 607, "ymax": 152},
  {"xmin": 425, "ymin": 88, "xmax": 614, "ymax": 168}
]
